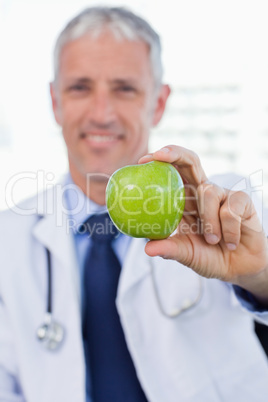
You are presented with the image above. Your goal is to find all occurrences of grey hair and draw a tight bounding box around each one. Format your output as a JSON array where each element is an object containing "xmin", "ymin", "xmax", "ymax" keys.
[{"xmin": 53, "ymin": 6, "xmax": 163, "ymax": 87}]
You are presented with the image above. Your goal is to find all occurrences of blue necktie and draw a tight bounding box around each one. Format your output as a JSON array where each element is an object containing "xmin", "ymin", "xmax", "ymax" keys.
[{"xmin": 83, "ymin": 213, "xmax": 148, "ymax": 402}]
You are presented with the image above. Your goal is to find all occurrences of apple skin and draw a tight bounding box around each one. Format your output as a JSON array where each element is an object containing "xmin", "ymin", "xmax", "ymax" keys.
[{"xmin": 106, "ymin": 161, "xmax": 185, "ymax": 239}]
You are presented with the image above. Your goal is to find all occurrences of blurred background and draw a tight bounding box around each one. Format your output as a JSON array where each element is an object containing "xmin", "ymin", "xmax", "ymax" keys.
[{"xmin": 1, "ymin": 0, "xmax": 268, "ymax": 210}]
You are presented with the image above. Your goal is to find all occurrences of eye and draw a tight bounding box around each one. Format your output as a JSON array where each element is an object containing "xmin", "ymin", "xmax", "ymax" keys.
[
  {"xmin": 116, "ymin": 85, "xmax": 136, "ymax": 92},
  {"xmin": 69, "ymin": 84, "xmax": 90, "ymax": 92},
  {"xmin": 114, "ymin": 85, "xmax": 138, "ymax": 98}
]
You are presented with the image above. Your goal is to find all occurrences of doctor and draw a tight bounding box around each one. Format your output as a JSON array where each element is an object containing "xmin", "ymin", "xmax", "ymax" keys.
[{"xmin": 0, "ymin": 6, "xmax": 268, "ymax": 402}]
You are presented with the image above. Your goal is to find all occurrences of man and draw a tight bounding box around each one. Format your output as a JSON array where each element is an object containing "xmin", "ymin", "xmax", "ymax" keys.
[{"xmin": 0, "ymin": 6, "xmax": 268, "ymax": 402}]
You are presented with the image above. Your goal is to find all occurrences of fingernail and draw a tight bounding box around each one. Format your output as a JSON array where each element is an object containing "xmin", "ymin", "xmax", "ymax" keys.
[
  {"xmin": 140, "ymin": 154, "xmax": 152, "ymax": 160},
  {"xmin": 159, "ymin": 147, "xmax": 170, "ymax": 153},
  {"xmin": 226, "ymin": 243, "xmax": 237, "ymax": 251},
  {"xmin": 160, "ymin": 255, "xmax": 169, "ymax": 260},
  {"xmin": 205, "ymin": 234, "xmax": 219, "ymax": 244}
]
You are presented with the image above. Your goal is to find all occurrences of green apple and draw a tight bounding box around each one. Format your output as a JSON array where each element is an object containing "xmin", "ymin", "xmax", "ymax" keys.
[{"xmin": 106, "ymin": 161, "xmax": 185, "ymax": 239}]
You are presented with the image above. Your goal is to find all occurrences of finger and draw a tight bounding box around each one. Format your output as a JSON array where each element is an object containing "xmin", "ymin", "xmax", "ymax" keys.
[
  {"xmin": 144, "ymin": 234, "xmax": 209, "ymax": 274},
  {"xmin": 197, "ymin": 183, "xmax": 226, "ymax": 245},
  {"xmin": 220, "ymin": 191, "xmax": 260, "ymax": 250},
  {"xmin": 145, "ymin": 237, "xmax": 189, "ymax": 264},
  {"xmin": 141, "ymin": 145, "xmax": 208, "ymax": 186},
  {"xmin": 138, "ymin": 153, "xmax": 153, "ymax": 164}
]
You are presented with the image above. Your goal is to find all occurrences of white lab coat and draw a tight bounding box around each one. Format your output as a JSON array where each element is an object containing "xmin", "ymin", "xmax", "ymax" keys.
[{"xmin": 0, "ymin": 177, "xmax": 268, "ymax": 402}]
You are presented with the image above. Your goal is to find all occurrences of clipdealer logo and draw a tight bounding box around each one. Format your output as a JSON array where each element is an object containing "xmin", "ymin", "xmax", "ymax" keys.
[{"xmin": 3, "ymin": 169, "xmax": 265, "ymax": 233}]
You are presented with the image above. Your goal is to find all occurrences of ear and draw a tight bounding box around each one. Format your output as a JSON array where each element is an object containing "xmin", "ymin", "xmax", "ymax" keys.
[
  {"xmin": 152, "ymin": 84, "xmax": 171, "ymax": 127},
  {"xmin": 50, "ymin": 82, "xmax": 62, "ymax": 126}
]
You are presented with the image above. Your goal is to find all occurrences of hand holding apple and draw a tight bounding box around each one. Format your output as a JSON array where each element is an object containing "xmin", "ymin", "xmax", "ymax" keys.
[{"xmin": 138, "ymin": 145, "xmax": 268, "ymax": 305}]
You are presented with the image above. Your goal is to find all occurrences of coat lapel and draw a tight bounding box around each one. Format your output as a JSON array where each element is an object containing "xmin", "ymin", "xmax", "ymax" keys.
[
  {"xmin": 32, "ymin": 187, "xmax": 81, "ymax": 305},
  {"xmin": 117, "ymin": 237, "xmax": 150, "ymax": 298}
]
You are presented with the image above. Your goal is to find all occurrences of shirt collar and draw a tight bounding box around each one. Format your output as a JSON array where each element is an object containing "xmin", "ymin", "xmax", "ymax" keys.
[{"xmin": 63, "ymin": 173, "xmax": 107, "ymax": 234}]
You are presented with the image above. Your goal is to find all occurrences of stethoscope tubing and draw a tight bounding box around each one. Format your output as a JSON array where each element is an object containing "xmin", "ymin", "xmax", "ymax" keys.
[{"xmin": 45, "ymin": 247, "xmax": 52, "ymax": 314}]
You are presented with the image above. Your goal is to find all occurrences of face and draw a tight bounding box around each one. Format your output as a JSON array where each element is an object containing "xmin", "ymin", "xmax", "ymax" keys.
[{"xmin": 50, "ymin": 31, "xmax": 170, "ymax": 191}]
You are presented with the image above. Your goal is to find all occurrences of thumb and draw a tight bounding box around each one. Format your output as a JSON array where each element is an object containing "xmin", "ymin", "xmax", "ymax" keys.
[{"xmin": 145, "ymin": 237, "xmax": 189, "ymax": 263}]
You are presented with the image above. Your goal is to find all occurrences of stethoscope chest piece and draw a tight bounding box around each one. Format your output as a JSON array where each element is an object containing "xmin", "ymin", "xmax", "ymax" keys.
[
  {"xmin": 37, "ymin": 313, "xmax": 64, "ymax": 351},
  {"xmin": 36, "ymin": 247, "xmax": 65, "ymax": 351}
]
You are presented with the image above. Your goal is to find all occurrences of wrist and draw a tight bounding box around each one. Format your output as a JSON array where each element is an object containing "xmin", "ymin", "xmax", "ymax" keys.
[{"xmin": 234, "ymin": 267, "xmax": 268, "ymax": 306}]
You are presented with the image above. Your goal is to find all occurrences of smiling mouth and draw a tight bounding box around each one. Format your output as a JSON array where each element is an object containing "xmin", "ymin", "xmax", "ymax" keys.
[
  {"xmin": 81, "ymin": 134, "xmax": 118, "ymax": 142},
  {"xmin": 80, "ymin": 133, "xmax": 123, "ymax": 143}
]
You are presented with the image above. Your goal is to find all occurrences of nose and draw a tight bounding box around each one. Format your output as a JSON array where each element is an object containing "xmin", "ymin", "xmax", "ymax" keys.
[{"xmin": 89, "ymin": 87, "xmax": 116, "ymax": 126}]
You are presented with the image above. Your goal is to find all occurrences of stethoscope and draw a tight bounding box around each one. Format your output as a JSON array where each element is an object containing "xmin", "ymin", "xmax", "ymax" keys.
[
  {"xmin": 149, "ymin": 258, "xmax": 204, "ymax": 318},
  {"xmin": 36, "ymin": 245, "xmax": 203, "ymax": 351},
  {"xmin": 36, "ymin": 247, "xmax": 65, "ymax": 351}
]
